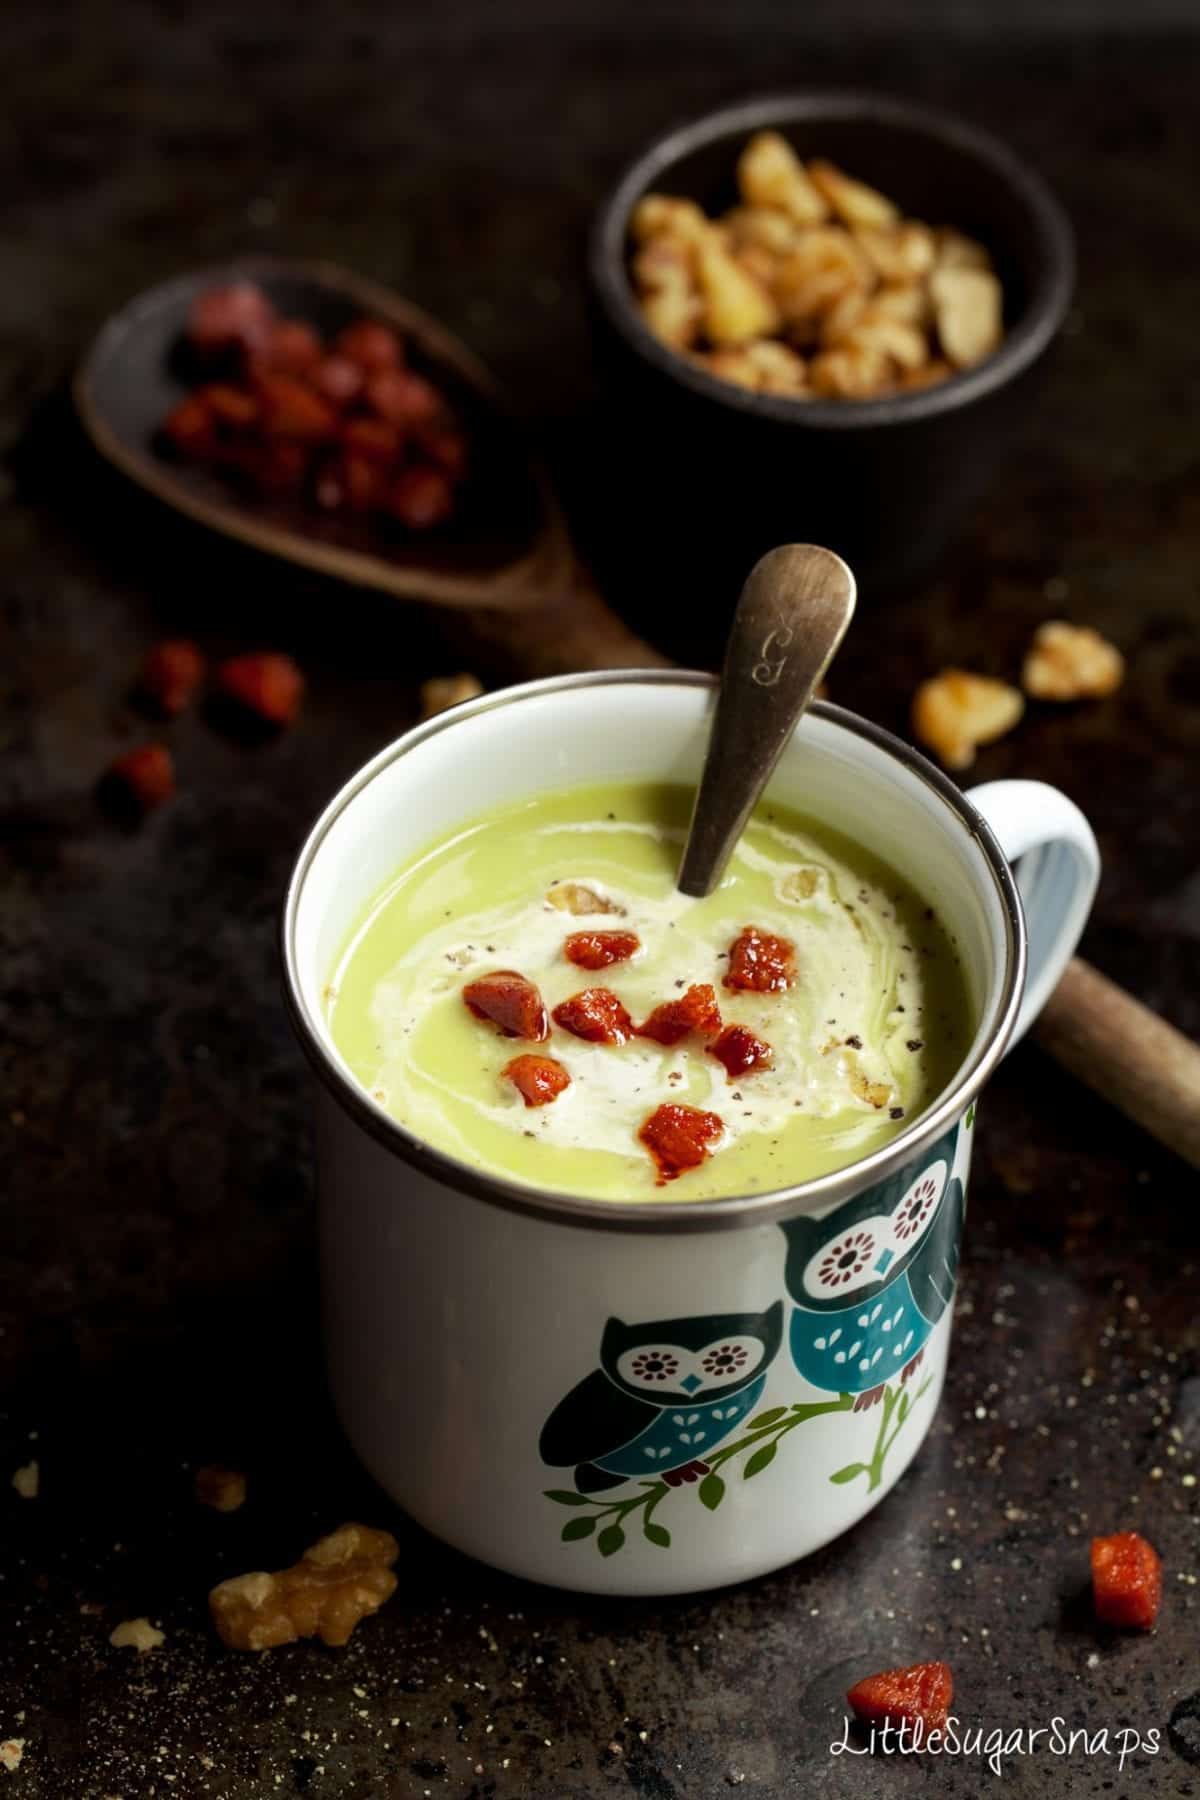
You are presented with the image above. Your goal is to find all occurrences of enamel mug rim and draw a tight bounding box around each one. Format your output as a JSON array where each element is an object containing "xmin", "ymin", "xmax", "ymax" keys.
[{"xmin": 281, "ymin": 669, "xmax": 1028, "ymax": 1232}]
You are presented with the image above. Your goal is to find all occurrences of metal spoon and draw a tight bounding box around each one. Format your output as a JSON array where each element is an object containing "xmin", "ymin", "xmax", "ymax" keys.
[{"xmin": 677, "ymin": 544, "xmax": 857, "ymax": 896}]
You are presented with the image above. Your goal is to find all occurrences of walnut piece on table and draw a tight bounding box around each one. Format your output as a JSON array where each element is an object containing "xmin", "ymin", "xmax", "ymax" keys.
[
  {"xmin": 912, "ymin": 669, "xmax": 1025, "ymax": 770},
  {"xmin": 209, "ymin": 1522, "xmax": 399, "ymax": 1651},
  {"xmin": 1021, "ymin": 621, "xmax": 1125, "ymax": 701},
  {"xmin": 0, "ymin": 1740, "xmax": 24, "ymax": 1772},
  {"xmin": 110, "ymin": 1617, "xmax": 165, "ymax": 1653},
  {"xmin": 195, "ymin": 1465, "xmax": 247, "ymax": 1513},
  {"xmin": 11, "ymin": 1460, "xmax": 38, "ymax": 1499},
  {"xmin": 419, "ymin": 673, "xmax": 484, "ymax": 719}
]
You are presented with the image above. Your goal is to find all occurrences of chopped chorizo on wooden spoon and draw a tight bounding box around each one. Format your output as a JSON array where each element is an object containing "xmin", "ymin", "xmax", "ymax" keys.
[
  {"xmin": 552, "ymin": 988, "xmax": 634, "ymax": 1045},
  {"xmin": 188, "ymin": 281, "xmax": 275, "ymax": 358},
  {"xmin": 564, "ymin": 930, "xmax": 641, "ymax": 970},
  {"xmin": 502, "ymin": 1054, "xmax": 571, "ymax": 1107},
  {"xmin": 638, "ymin": 1103, "xmax": 724, "ymax": 1184},
  {"xmin": 161, "ymin": 282, "xmax": 469, "ymax": 531},
  {"xmin": 462, "ymin": 970, "xmax": 549, "ymax": 1041},
  {"xmin": 724, "ymin": 925, "xmax": 796, "ymax": 993},
  {"xmin": 636, "ymin": 983, "xmax": 722, "ymax": 1046}
]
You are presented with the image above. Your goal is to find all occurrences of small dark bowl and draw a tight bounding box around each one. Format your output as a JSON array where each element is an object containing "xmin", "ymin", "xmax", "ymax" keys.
[{"xmin": 590, "ymin": 92, "xmax": 1074, "ymax": 608}]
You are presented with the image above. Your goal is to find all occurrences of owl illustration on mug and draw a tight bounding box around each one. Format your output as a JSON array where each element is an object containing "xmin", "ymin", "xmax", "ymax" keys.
[
  {"xmin": 539, "ymin": 1302, "xmax": 784, "ymax": 1493},
  {"xmin": 779, "ymin": 1121, "xmax": 966, "ymax": 1404}
]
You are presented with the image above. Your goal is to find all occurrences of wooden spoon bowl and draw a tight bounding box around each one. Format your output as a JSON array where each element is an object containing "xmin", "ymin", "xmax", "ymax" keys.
[{"xmin": 75, "ymin": 257, "xmax": 662, "ymax": 675}]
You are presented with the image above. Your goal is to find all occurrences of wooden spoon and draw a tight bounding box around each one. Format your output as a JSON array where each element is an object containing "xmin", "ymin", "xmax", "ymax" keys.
[
  {"xmin": 74, "ymin": 256, "xmax": 664, "ymax": 679},
  {"xmin": 1034, "ymin": 960, "xmax": 1200, "ymax": 1169}
]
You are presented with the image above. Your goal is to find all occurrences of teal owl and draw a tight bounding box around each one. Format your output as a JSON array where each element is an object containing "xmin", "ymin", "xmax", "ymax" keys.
[
  {"xmin": 781, "ymin": 1120, "xmax": 966, "ymax": 1402},
  {"xmin": 540, "ymin": 1303, "xmax": 784, "ymax": 1492}
]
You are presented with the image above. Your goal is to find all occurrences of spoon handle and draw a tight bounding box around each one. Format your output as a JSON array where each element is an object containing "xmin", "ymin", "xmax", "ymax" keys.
[
  {"xmin": 1035, "ymin": 958, "xmax": 1200, "ymax": 1169},
  {"xmin": 454, "ymin": 570, "xmax": 670, "ymax": 679},
  {"xmin": 677, "ymin": 544, "xmax": 856, "ymax": 897}
]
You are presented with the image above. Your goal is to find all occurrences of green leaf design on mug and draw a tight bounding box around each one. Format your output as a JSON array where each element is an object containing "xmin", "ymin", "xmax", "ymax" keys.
[
  {"xmin": 698, "ymin": 1473, "xmax": 726, "ymax": 1511},
  {"xmin": 827, "ymin": 1376, "xmax": 934, "ymax": 1493},
  {"xmin": 743, "ymin": 1441, "xmax": 778, "ymax": 1479},
  {"xmin": 544, "ymin": 1392, "xmax": 858, "ymax": 1558}
]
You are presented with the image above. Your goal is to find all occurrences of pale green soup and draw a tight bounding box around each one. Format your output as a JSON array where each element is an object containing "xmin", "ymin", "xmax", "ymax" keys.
[{"xmin": 327, "ymin": 782, "xmax": 971, "ymax": 1202}]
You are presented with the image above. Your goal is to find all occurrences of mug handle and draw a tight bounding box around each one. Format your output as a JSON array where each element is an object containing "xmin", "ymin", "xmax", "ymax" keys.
[{"xmin": 965, "ymin": 780, "xmax": 1100, "ymax": 1050}]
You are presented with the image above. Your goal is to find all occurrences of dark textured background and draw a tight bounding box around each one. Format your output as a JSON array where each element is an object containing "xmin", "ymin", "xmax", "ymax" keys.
[{"xmin": 1, "ymin": 4, "xmax": 1198, "ymax": 1796}]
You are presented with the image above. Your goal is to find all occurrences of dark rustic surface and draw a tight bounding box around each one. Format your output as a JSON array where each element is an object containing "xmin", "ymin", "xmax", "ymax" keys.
[{"xmin": 1, "ymin": 6, "xmax": 1198, "ymax": 1796}]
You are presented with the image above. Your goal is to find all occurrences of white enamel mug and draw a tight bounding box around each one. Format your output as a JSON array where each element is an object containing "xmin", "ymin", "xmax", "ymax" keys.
[{"xmin": 282, "ymin": 673, "xmax": 1098, "ymax": 1596}]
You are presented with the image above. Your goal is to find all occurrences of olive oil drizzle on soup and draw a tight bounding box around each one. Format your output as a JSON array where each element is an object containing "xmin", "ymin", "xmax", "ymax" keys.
[{"xmin": 327, "ymin": 782, "xmax": 971, "ymax": 1201}]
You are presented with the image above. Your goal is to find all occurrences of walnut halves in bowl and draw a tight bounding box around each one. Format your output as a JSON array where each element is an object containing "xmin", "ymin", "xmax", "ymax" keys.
[{"xmin": 629, "ymin": 131, "xmax": 1003, "ymax": 402}]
